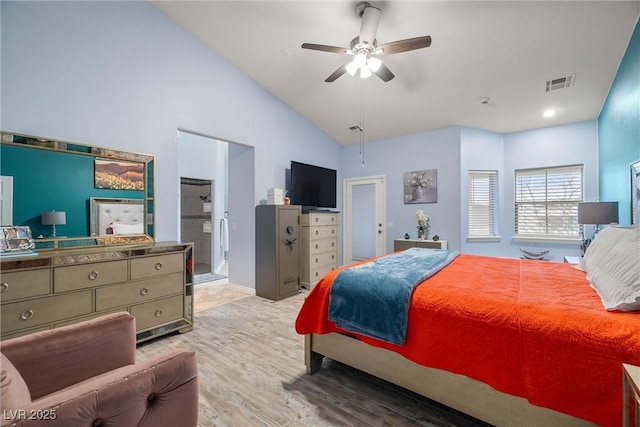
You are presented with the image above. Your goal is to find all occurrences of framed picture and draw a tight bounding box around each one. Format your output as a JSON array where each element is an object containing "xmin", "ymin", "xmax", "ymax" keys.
[
  {"xmin": 95, "ymin": 159, "xmax": 144, "ymax": 190},
  {"xmin": 0, "ymin": 225, "xmax": 36, "ymax": 254},
  {"xmin": 631, "ymin": 160, "xmax": 640, "ymax": 225},
  {"xmin": 403, "ymin": 169, "xmax": 437, "ymax": 204}
]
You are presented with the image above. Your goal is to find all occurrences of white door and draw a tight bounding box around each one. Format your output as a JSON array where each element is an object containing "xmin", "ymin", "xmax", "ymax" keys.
[
  {"xmin": 343, "ymin": 176, "xmax": 386, "ymax": 264},
  {"xmin": 0, "ymin": 176, "xmax": 13, "ymax": 226}
]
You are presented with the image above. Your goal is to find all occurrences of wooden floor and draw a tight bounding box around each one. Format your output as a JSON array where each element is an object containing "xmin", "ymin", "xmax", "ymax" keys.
[{"xmin": 137, "ymin": 286, "xmax": 491, "ymax": 427}]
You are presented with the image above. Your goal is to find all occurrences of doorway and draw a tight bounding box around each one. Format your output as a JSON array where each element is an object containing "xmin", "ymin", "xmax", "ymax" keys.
[
  {"xmin": 180, "ymin": 177, "xmax": 213, "ymax": 275},
  {"xmin": 343, "ymin": 175, "xmax": 386, "ymax": 264},
  {"xmin": 177, "ymin": 131, "xmax": 229, "ymax": 282}
]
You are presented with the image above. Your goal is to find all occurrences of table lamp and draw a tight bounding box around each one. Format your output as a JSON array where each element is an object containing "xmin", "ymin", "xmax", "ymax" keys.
[
  {"xmin": 577, "ymin": 201, "xmax": 618, "ymax": 254},
  {"xmin": 41, "ymin": 211, "xmax": 66, "ymax": 237}
]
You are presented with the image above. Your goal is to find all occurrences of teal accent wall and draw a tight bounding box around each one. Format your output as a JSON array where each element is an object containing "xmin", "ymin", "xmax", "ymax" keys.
[
  {"xmin": 598, "ymin": 18, "xmax": 640, "ymax": 225},
  {"xmin": 1, "ymin": 144, "xmax": 143, "ymax": 237}
]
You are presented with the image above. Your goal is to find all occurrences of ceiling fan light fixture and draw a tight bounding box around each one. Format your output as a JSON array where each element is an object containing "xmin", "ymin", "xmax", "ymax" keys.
[
  {"xmin": 367, "ymin": 56, "xmax": 381, "ymax": 72},
  {"xmin": 359, "ymin": 65, "xmax": 372, "ymax": 79},
  {"xmin": 346, "ymin": 60, "xmax": 359, "ymax": 76},
  {"xmin": 353, "ymin": 53, "xmax": 367, "ymax": 67}
]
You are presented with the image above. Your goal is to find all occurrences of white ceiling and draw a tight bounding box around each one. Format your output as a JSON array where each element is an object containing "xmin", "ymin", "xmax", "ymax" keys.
[{"xmin": 152, "ymin": 1, "xmax": 639, "ymax": 145}]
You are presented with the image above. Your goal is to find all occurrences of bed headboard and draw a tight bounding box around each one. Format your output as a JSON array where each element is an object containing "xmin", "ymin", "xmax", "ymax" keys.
[{"xmin": 89, "ymin": 197, "xmax": 145, "ymax": 236}]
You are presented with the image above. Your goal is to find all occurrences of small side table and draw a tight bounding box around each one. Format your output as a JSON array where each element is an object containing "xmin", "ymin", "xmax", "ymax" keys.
[
  {"xmin": 623, "ymin": 363, "xmax": 640, "ymax": 427},
  {"xmin": 563, "ymin": 256, "xmax": 582, "ymax": 265}
]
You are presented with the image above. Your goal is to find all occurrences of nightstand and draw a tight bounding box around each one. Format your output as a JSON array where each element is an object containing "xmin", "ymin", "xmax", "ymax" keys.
[
  {"xmin": 623, "ymin": 363, "xmax": 640, "ymax": 427},
  {"xmin": 563, "ymin": 256, "xmax": 582, "ymax": 265}
]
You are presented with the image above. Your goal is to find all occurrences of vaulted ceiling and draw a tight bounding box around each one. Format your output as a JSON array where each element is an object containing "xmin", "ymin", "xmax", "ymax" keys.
[{"xmin": 152, "ymin": 1, "xmax": 640, "ymax": 145}]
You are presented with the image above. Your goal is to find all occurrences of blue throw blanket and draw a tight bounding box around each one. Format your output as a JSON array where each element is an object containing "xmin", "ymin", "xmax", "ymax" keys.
[{"xmin": 328, "ymin": 247, "xmax": 460, "ymax": 346}]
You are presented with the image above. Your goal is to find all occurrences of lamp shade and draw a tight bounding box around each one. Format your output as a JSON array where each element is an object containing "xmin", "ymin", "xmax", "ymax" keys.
[
  {"xmin": 577, "ymin": 202, "xmax": 618, "ymax": 225},
  {"xmin": 41, "ymin": 211, "xmax": 66, "ymax": 226}
]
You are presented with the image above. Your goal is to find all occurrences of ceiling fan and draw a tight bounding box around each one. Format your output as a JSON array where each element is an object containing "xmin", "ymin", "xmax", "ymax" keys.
[{"xmin": 301, "ymin": 1, "xmax": 432, "ymax": 83}]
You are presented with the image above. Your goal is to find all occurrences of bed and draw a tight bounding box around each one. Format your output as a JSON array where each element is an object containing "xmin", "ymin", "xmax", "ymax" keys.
[
  {"xmin": 89, "ymin": 197, "xmax": 145, "ymax": 236},
  {"xmin": 295, "ymin": 225, "xmax": 640, "ymax": 427}
]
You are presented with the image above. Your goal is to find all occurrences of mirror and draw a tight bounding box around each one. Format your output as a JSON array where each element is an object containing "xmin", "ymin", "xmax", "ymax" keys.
[{"xmin": 0, "ymin": 131, "xmax": 155, "ymax": 250}]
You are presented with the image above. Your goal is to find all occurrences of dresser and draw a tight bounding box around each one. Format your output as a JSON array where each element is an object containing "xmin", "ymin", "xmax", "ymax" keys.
[
  {"xmin": 0, "ymin": 242, "xmax": 193, "ymax": 343},
  {"xmin": 300, "ymin": 211, "xmax": 338, "ymax": 289},
  {"xmin": 394, "ymin": 239, "xmax": 448, "ymax": 251}
]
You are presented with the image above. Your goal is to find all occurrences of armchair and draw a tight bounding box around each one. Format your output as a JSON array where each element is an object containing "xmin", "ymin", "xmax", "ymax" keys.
[{"xmin": 0, "ymin": 312, "xmax": 198, "ymax": 427}]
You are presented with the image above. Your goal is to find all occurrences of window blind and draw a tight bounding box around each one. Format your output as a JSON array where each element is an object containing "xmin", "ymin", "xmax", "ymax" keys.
[
  {"xmin": 514, "ymin": 165, "xmax": 583, "ymax": 239},
  {"xmin": 468, "ymin": 170, "xmax": 498, "ymax": 238}
]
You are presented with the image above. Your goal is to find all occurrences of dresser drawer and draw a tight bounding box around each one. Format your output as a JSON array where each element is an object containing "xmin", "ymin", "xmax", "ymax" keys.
[
  {"xmin": 304, "ymin": 213, "xmax": 338, "ymax": 226},
  {"xmin": 310, "ymin": 264, "xmax": 337, "ymax": 283},
  {"xmin": 95, "ymin": 272, "xmax": 183, "ymax": 311},
  {"xmin": 1, "ymin": 290, "xmax": 92, "ymax": 333},
  {"xmin": 309, "ymin": 238, "xmax": 337, "ymax": 255},
  {"xmin": 54, "ymin": 260, "xmax": 128, "ymax": 293},
  {"xmin": 310, "ymin": 251, "xmax": 337, "ymax": 267},
  {"xmin": 311, "ymin": 225, "xmax": 337, "ymax": 239},
  {"xmin": 131, "ymin": 294, "xmax": 183, "ymax": 331},
  {"xmin": 130, "ymin": 253, "xmax": 183, "ymax": 280},
  {"xmin": 0, "ymin": 269, "xmax": 50, "ymax": 302}
]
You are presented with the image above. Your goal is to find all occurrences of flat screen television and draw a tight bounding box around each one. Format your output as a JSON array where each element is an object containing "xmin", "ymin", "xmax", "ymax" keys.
[{"xmin": 290, "ymin": 161, "xmax": 337, "ymax": 211}]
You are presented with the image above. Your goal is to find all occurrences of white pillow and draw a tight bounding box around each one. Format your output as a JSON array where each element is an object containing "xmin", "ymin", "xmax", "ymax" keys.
[
  {"xmin": 110, "ymin": 222, "xmax": 144, "ymax": 235},
  {"xmin": 582, "ymin": 225, "xmax": 640, "ymax": 311}
]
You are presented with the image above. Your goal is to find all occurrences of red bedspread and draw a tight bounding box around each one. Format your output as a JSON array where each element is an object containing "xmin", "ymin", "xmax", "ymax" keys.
[{"xmin": 295, "ymin": 254, "xmax": 640, "ymax": 426}]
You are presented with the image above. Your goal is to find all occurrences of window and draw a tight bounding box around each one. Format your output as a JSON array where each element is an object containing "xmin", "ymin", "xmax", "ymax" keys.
[
  {"xmin": 468, "ymin": 170, "xmax": 499, "ymax": 240},
  {"xmin": 514, "ymin": 165, "xmax": 583, "ymax": 240}
]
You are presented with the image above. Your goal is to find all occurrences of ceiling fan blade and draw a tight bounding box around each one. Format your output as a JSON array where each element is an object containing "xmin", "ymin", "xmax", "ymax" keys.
[
  {"xmin": 377, "ymin": 36, "xmax": 432, "ymax": 55},
  {"xmin": 301, "ymin": 43, "xmax": 349, "ymax": 54},
  {"xmin": 325, "ymin": 63, "xmax": 349, "ymax": 82},
  {"xmin": 373, "ymin": 62, "xmax": 395, "ymax": 82},
  {"xmin": 359, "ymin": 5, "xmax": 381, "ymax": 45}
]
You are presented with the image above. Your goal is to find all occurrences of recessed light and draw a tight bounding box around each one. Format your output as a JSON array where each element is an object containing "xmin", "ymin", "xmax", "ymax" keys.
[{"xmin": 543, "ymin": 109, "xmax": 557, "ymax": 118}]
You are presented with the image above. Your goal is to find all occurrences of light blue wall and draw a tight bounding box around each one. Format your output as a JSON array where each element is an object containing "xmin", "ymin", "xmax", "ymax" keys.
[
  {"xmin": 1, "ymin": 1, "xmax": 341, "ymax": 288},
  {"xmin": 502, "ymin": 121, "xmax": 598, "ymax": 260},
  {"xmin": 343, "ymin": 121, "xmax": 598, "ymax": 261},
  {"xmin": 598, "ymin": 17, "xmax": 640, "ymax": 225},
  {"xmin": 342, "ymin": 127, "xmax": 462, "ymax": 252},
  {"xmin": 460, "ymin": 127, "xmax": 504, "ymax": 257}
]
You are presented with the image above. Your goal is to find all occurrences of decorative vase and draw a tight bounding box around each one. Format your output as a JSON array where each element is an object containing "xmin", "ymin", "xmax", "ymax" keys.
[
  {"xmin": 417, "ymin": 229, "xmax": 425, "ymax": 240},
  {"xmin": 412, "ymin": 186, "xmax": 424, "ymax": 201}
]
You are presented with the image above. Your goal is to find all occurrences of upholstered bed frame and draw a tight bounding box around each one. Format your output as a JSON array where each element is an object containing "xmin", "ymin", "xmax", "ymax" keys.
[
  {"xmin": 89, "ymin": 197, "xmax": 144, "ymax": 236},
  {"xmin": 304, "ymin": 332, "xmax": 596, "ymax": 427}
]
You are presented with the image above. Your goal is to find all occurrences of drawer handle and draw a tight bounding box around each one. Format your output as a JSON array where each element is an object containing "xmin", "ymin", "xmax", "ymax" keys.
[
  {"xmin": 154, "ymin": 262, "xmax": 163, "ymax": 271},
  {"xmin": 154, "ymin": 309, "xmax": 163, "ymax": 317},
  {"xmin": 331, "ymin": 242, "xmax": 335, "ymax": 247},
  {"xmin": 314, "ymin": 272, "xmax": 319, "ymax": 277},
  {"xmin": 0, "ymin": 282, "xmax": 8, "ymax": 293},
  {"xmin": 331, "ymin": 254, "xmax": 335, "ymax": 260},
  {"xmin": 88, "ymin": 270, "xmax": 99, "ymax": 280},
  {"xmin": 140, "ymin": 287, "xmax": 149, "ymax": 296},
  {"xmin": 20, "ymin": 309, "xmax": 34, "ymax": 321},
  {"xmin": 315, "ymin": 230, "xmax": 319, "ymax": 236},
  {"xmin": 314, "ymin": 244, "xmax": 319, "ymax": 250},
  {"xmin": 314, "ymin": 217, "xmax": 319, "ymax": 222},
  {"xmin": 315, "ymin": 258, "xmax": 319, "ymax": 264},
  {"xmin": 331, "ymin": 229, "xmax": 335, "ymax": 234},
  {"xmin": 331, "ymin": 217, "xmax": 335, "ymax": 222}
]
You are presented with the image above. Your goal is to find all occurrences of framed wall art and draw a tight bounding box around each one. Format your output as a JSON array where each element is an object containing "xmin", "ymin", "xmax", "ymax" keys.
[
  {"xmin": 404, "ymin": 169, "xmax": 437, "ymax": 204},
  {"xmin": 95, "ymin": 159, "xmax": 144, "ymax": 190}
]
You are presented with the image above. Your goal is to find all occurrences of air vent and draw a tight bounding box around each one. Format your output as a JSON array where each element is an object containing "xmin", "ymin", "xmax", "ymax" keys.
[{"xmin": 546, "ymin": 74, "xmax": 575, "ymax": 92}]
